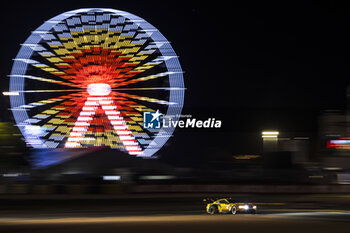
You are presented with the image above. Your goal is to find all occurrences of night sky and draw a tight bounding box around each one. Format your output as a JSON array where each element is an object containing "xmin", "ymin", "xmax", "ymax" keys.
[{"xmin": 0, "ymin": 1, "xmax": 349, "ymax": 162}]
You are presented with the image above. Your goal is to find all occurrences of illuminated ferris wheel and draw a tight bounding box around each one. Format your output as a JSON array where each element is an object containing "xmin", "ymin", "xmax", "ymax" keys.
[{"xmin": 9, "ymin": 8, "xmax": 185, "ymax": 157}]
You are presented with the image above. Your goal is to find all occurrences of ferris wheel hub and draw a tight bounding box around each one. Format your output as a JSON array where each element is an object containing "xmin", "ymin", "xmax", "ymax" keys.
[{"xmin": 87, "ymin": 83, "xmax": 111, "ymax": 96}]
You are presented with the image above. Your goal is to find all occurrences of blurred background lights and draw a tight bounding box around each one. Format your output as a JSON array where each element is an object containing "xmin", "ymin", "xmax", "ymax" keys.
[{"xmin": 262, "ymin": 131, "xmax": 279, "ymax": 138}]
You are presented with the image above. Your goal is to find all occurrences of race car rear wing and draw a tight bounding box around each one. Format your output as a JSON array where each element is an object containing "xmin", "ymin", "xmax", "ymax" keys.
[{"xmin": 203, "ymin": 198, "xmax": 215, "ymax": 203}]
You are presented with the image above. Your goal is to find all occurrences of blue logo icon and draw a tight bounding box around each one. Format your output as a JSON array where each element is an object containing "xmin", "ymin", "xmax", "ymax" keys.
[{"xmin": 143, "ymin": 110, "xmax": 162, "ymax": 129}]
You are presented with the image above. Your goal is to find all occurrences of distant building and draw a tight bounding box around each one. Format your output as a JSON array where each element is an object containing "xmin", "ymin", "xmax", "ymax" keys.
[{"xmin": 318, "ymin": 110, "xmax": 350, "ymax": 170}]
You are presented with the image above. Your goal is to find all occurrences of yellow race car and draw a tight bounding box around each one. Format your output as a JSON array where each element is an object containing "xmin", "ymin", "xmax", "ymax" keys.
[{"xmin": 204, "ymin": 198, "xmax": 257, "ymax": 215}]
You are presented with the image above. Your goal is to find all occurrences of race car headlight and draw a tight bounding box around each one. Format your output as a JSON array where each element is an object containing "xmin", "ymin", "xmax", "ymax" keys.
[
  {"xmin": 238, "ymin": 205, "xmax": 249, "ymax": 210},
  {"xmin": 253, "ymin": 206, "xmax": 257, "ymax": 209}
]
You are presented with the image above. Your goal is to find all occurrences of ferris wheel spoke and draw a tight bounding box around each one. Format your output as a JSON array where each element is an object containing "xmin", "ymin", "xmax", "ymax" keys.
[
  {"xmin": 114, "ymin": 72, "xmax": 172, "ymax": 87},
  {"xmin": 14, "ymin": 89, "xmax": 83, "ymax": 93},
  {"xmin": 117, "ymin": 55, "xmax": 176, "ymax": 83},
  {"xmin": 12, "ymin": 92, "xmax": 82, "ymax": 112},
  {"xmin": 8, "ymin": 74, "xmax": 78, "ymax": 87},
  {"xmin": 115, "ymin": 92, "xmax": 178, "ymax": 105},
  {"xmin": 112, "ymin": 87, "xmax": 186, "ymax": 91}
]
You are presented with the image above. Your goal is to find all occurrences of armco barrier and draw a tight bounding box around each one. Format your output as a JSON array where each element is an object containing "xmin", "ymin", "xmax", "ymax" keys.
[
  {"xmin": 0, "ymin": 185, "xmax": 7, "ymax": 194},
  {"xmin": 7, "ymin": 184, "xmax": 29, "ymax": 194},
  {"xmin": 66, "ymin": 184, "xmax": 87, "ymax": 195},
  {"xmin": 32, "ymin": 185, "xmax": 54, "ymax": 195},
  {"xmin": 101, "ymin": 184, "xmax": 125, "ymax": 195}
]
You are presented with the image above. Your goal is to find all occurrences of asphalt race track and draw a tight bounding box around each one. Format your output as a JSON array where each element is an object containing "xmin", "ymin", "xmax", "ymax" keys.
[
  {"xmin": 1, "ymin": 194, "xmax": 350, "ymax": 233},
  {"xmin": 1, "ymin": 212, "xmax": 350, "ymax": 233}
]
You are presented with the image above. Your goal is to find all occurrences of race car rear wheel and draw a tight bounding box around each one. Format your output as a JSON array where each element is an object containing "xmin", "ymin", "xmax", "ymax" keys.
[
  {"xmin": 231, "ymin": 206, "xmax": 237, "ymax": 215},
  {"xmin": 208, "ymin": 206, "xmax": 218, "ymax": 215}
]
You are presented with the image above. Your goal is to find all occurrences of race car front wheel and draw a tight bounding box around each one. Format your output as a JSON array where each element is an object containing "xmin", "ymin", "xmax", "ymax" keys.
[
  {"xmin": 208, "ymin": 206, "xmax": 218, "ymax": 215},
  {"xmin": 231, "ymin": 206, "xmax": 237, "ymax": 215}
]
